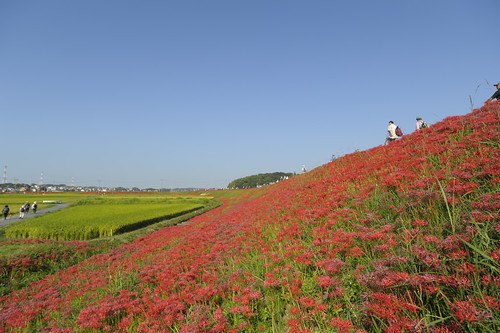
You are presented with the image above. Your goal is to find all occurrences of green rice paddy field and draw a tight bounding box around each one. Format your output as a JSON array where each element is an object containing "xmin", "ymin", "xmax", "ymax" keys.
[
  {"xmin": 0, "ymin": 192, "xmax": 220, "ymax": 295},
  {"xmin": 1, "ymin": 193, "xmax": 214, "ymax": 240},
  {"xmin": 0, "ymin": 193, "xmax": 81, "ymax": 214}
]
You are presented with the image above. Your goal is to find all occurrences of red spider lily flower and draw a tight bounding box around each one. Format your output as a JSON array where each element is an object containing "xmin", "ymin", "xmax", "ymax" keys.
[
  {"xmin": 450, "ymin": 299, "xmax": 493, "ymax": 323},
  {"xmin": 412, "ymin": 219, "xmax": 429, "ymax": 227},
  {"xmin": 263, "ymin": 278, "xmax": 280, "ymax": 288},
  {"xmin": 349, "ymin": 246, "xmax": 364, "ymax": 257},
  {"xmin": 316, "ymin": 275, "xmax": 339, "ymax": 288},
  {"xmin": 330, "ymin": 317, "xmax": 354, "ymax": 333},
  {"xmin": 299, "ymin": 296, "xmax": 316, "ymax": 309},
  {"xmin": 319, "ymin": 258, "xmax": 347, "ymax": 274}
]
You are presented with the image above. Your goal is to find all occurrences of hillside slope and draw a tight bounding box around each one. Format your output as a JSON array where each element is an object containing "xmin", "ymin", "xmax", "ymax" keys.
[{"xmin": 1, "ymin": 102, "xmax": 499, "ymax": 332}]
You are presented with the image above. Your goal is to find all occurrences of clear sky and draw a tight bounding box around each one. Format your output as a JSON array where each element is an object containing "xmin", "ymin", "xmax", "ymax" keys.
[{"xmin": 0, "ymin": 0, "xmax": 498, "ymax": 189}]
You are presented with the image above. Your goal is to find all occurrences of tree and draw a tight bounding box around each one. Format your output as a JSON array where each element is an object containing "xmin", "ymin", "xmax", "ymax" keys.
[{"xmin": 228, "ymin": 172, "xmax": 293, "ymax": 189}]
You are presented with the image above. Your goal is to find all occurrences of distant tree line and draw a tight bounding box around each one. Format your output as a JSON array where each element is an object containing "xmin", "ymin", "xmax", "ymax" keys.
[
  {"xmin": 0, "ymin": 183, "xmax": 30, "ymax": 190},
  {"xmin": 0, "ymin": 183, "xmax": 61, "ymax": 191},
  {"xmin": 228, "ymin": 172, "xmax": 294, "ymax": 189}
]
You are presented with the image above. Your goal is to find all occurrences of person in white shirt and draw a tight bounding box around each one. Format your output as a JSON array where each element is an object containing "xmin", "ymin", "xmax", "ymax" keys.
[
  {"xmin": 385, "ymin": 121, "xmax": 398, "ymax": 145},
  {"xmin": 416, "ymin": 116, "xmax": 427, "ymax": 131}
]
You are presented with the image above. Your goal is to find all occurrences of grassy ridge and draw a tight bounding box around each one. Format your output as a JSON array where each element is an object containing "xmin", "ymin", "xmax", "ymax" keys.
[
  {"xmin": 0, "ymin": 195, "xmax": 222, "ymax": 297},
  {"xmin": 0, "ymin": 102, "xmax": 498, "ymax": 331}
]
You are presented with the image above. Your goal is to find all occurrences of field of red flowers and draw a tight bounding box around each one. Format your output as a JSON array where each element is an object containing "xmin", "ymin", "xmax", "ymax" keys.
[{"xmin": 0, "ymin": 102, "xmax": 499, "ymax": 332}]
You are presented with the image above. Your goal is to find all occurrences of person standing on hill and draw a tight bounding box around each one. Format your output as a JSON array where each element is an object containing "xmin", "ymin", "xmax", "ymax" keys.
[
  {"xmin": 416, "ymin": 116, "xmax": 428, "ymax": 131},
  {"xmin": 385, "ymin": 121, "xmax": 398, "ymax": 144},
  {"xmin": 487, "ymin": 83, "xmax": 500, "ymax": 102},
  {"xmin": 2, "ymin": 205, "xmax": 9, "ymax": 220}
]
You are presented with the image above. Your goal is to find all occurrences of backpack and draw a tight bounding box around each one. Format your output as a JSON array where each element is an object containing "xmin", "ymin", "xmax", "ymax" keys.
[
  {"xmin": 421, "ymin": 121, "xmax": 428, "ymax": 128},
  {"xmin": 395, "ymin": 126, "xmax": 403, "ymax": 137}
]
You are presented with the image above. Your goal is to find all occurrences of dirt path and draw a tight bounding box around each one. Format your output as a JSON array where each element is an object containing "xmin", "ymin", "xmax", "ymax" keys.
[{"xmin": 0, "ymin": 203, "xmax": 71, "ymax": 227}]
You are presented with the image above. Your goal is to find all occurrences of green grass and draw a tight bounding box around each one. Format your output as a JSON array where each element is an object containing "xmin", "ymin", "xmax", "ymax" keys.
[
  {"xmin": 5, "ymin": 197, "xmax": 210, "ymax": 240},
  {"xmin": 0, "ymin": 238, "xmax": 109, "ymax": 296},
  {"xmin": 0, "ymin": 193, "xmax": 222, "ymax": 296},
  {"xmin": 0, "ymin": 193, "xmax": 85, "ymax": 217}
]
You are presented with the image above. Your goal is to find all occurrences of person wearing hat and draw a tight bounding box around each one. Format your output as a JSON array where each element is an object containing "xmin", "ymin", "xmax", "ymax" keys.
[
  {"xmin": 487, "ymin": 83, "xmax": 500, "ymax": 102},
  {"xmin": 416, "ymin": 116, "xmax": 427, "ymax": 131}
]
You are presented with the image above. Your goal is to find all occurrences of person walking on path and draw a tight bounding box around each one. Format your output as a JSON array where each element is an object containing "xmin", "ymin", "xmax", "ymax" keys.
[
  {"xmin": 24, "ymin": 201, "xmax": 30, "ymax": 215},
  {"xmin": 32, "ymin": 201, "xmax": 38, "ymax": 214},
  {"xmin": 385, "ymin": 121, "xmax": 399, "ymax": 145},
  {"xmin": 487, "ymin": 83, "xmax": 500, "ymax": 102},
  {"xmin": 0, "ymin": 202, "xmax": 70, "ymax": 227},
  {"xmin": 19, "ymin": 206, "xmax": 25, "ymax": 219},
  {"xmin": 2, "ymin": 205, "xmax": 9, "ymax": 220}
]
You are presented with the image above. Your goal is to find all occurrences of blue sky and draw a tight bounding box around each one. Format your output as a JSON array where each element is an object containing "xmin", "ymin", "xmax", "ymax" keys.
[{"xmin": 0, "ymin": 0, "xmax": 498, "ymax": 189}]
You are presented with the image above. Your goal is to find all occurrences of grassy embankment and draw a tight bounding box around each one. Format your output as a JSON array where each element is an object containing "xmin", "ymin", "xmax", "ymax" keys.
[
  {"xmin": 0, "ymin": 102, "xmax": 499, "ymax": 332},
  {"xmin": 0, "ymin": 193, "xmax": 221, "ymax": 297}
]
